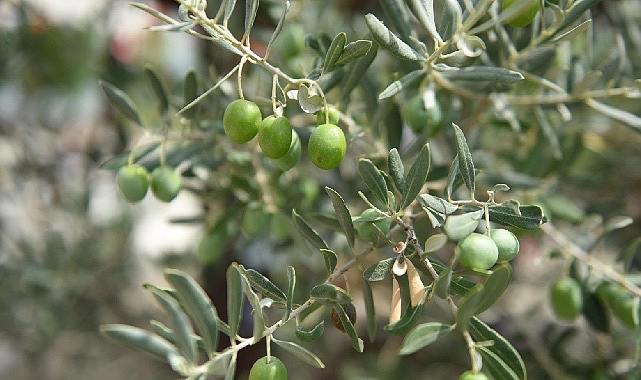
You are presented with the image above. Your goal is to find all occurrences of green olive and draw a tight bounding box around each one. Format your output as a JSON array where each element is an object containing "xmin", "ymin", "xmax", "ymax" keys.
[
  {"xmin": 550, "ymin": 278, "xmax": 583, "ymax": 320},
  {"xmin": 316, "ymin": 106, "xmax": 340, "ymax": 125},
  {"xmin": 258, "ymin": 115, "xmax": 293, "ymax": 159},
  {"xmin": 272, "ymin": 129, "xmax": 301, "ymax": 171},
  {"xmin": 116, "ymin": 164, "xmax": 149, "ymax": 203},
  {"xmin": 404, "ymin": 95, "xmax": 442, "ymax": 135},
  {"xmin": 489, "ymin": 229, "xmax": 520, "ymax": 262},
  {"xmin": 150, "ymin": 166, "xmax": 181, "ymax": 202},
  {"xmin": 458, "ymin": 371, "xmax": 490, "ymax": 380},
  {"xmin": 248, "ymin": 356, "xmax": 287, "ymax": 380},
  {"xmin": 307, "ymin": 123, "xmax": 346, "ymax": 170},
  {"xmin": 458, "ymin": 233, "xmax": 499, "ymax": 271},
  {"xmin": 223, "ymin": 99, "xmax": 262, "ymax": 143}
]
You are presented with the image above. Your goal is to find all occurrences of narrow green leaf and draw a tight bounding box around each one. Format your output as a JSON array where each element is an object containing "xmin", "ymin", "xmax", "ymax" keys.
[
  {"xmin": 388, "ymin": 148, "xmax": 405, "ymax": 194},
  {"xmin": 320, "ymin": 248, "xmax": 338, "ymax": 276},
  {"xmin": 434, "ymin": 265, "xmax": 452, "ymax": 299},
  {"xmin": 205, "ymin": 350, "xmax": 233, "ymax": 376},
  {"xmin": 583, "ymin": 291, "xmax": 609, "ymax": 333},
  {"xmin": 379, "ymin": 0, "xmax": 413, "ymax": 44},
  {"xmin": 488, "ymin": 204, "xmax": 547, "ymax": 230},
  {"xmin": 446, "ymin": 155, "xmax": 460, "ymax": 199},
  {"xmin": 285, "ymin": 266, "xmax": 295, "ymax": 320},
  {"xmin": 297, "ymin": 301, "xmax": 323, "ymax": 325},
  {"xmin": 475, "ymin": 262, "xmax": 512, "ymax": 314},
  {"xmin": 363, "ymin": 257, "xmax": 395, "ymax": 282},
  {"xmin": 476, "ymin": 346, "xmax": 521, "ymax": 380},
  {"xmin": 452, "ymin": 124, "xmax": 475, "ymax": 197},
  {"xmin": 365, "ymin": 13, "xmax": 424, "ymax": 61},
  {"xmin": 242, "ymin": 0, "xmax": 259, "ymax": 43},
  {"xmin": 241, "ymin": 267, "xmax": 287, "ymax": 304},
  {"xmin": 145, "ymin": 284, "xmax": 197, "ymax": 363},
  {"xmin": 226, "ymin": 264, "xmax": 243, "ymax": 339},
  {"xmin": 237, "ymin": 266, "xmax": 265, "ymax": 343},
  {"xmin": 551, "ymin": 19, "xmax": 592, "ymax": 43},
  {"xmin": 100, "ymin": 324, "xmax": 178, "ymax": 361},
  {"xmin": 469, "ymin": 317, "xmax": 527, "ymax": 380},
  {"xmin": 456, "ymin": 284, "xmax": 484, "ymax": 331},
  {"xmin": 165, "ymin": 269, "xmax": 219, "ymax": 355},
  {"xmin": 438, "ymin": 0, "xmax": 462, "ymax": 40},
  {"xmin": 223, "ymin": 0, "xmax": 237, "ymax": 26},
  {"xmin": 439, "ymin": 67, "xmax": 523, "ymax": 83},
  {"xmin": 417, "ymin": 194, "xmax": 458, "ymax": 228},
  {"xmin": 534, "ymin": 106, "xmax": 562, "ymax": 160},
  {"xmin": 292, "ymin": 209, "xmax": 329, "ymax": 250},
  {"xmin": 335, "ymin": 40, "xmax": 373, "ymax": 66},
  {"xmin": 323, "ymin": 32, "xmax": 347, "ymax": 74},
  {"xmin": 399, "ymin": 322, "xmax": 454, "ymax": 355},
  {"xmin": 326, "ymin": 187, "xmax": 355, "ymax": 248},
  {"xmin": 99, "ymin": 143, "xmax": 160, "ymax": 170},
  {"xmin": 183, "ymin": 70, "xmax": 198, "ymax": 119},
  {"xmin": 99, "ymin": 80, "xmax": 142, "ymax": 125},
  {"xmin": 149, "ymin": 320, "xmax": 207, "ymax": 354},
  {"xmin": 334, "ymin": 302, "xmax": 364, "ymax": 352},
  {"xmin": 358, "ymin": 159, "xmax": 389, "ymax": 206},
  {"xmin": 340, "ymin": 42, "xmax": 378, "ymax": 101},
  {"xmin": 144, "ymin": 65, "xmax": 169, "ymax": 115},
  {"xmin": 362, "ymin": 277, "xmax": 377, "ymax": 342},
  {"xmin": 272, "ymin": 337, "xmax": 326, "ymax": 368},
  {"xmin": 549, "ymin": 0, "xmax": 601, "ymax": 40},
  {"xmin": 401, "ymin": 144, "xmax": 431, "ymax": 209},
  {"xmin": 295, "ymin": 321, "xmax": 325, "ymax": 342},
  {"xmin": 310, "ymin": 283, "xmax": 352, "ymax": 305},
  {"xmin": 443, "ymin": 210, "xmax": 483, "ymax": 242},
  {"xmin": 409, "ymin": 0, "xmax": 442, "ymax": 43},
  {"xmin": 378, "ymin": 70, "xmax": 425, "ymax": 100}
]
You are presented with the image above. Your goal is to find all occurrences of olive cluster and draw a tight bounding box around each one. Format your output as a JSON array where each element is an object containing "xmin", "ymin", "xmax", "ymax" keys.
[
  {"xmin": 116, "ymin": 164, "xmax": 181, "ymax": 203},
  {"xmin": 457, "ymin": 229, "xmax": 520, "ymax": 271},
  {"xmin": 223, "ymin": 99, "xmax": 346, "ymax": 170}
]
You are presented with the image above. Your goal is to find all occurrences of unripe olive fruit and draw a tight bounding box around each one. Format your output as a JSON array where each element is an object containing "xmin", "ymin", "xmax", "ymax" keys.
[
  {"xmin": 597, "ymin": 282, "xmax": 640, "ymax": 328},
  {"xmin": 458, "ymin": 233, "xmax": 499, "ymax": 270},
  {"xmin": 197, "ymin": 229, "xmax": 226, "ymax": 264},
  {"xmin": 316, "ymin": 106, "xmax": 340, "ymax": 126},
  {"xmin": 223, "ymin": 99, "xmax": 262, "ymax": 144},
  {"xmin": 357, "ymin": 209, "xmax": 391, "ymax": 243},
  {"xmin": 150, "ymin": 166, "xmax": 181, "ymax": 202},
  {"xmin": 550, "ymin": 278, "xmax": 583, "ymax": 320},
  {"xmin": 331, "ymin": 302, "xmax": 357, "ymax": 333},
  {"xmin": 258, "ymin": 115, "xmax": 293, "ymax": 159},
  {"xmin": 404, "ymin": 95, "xmax": 442, "ymax": 135},
  {"xmin": 248, "ymin": 356, "xmax": 287, "ymax": 380},
  {"xmin": 459, "ymin": 371, "xmax": 490, "ymax": 380},
  {"xmin": 489, "ymin": 229, "xmax": 520, "ymax": 262},
  {"xmin": 308, "ymin": 123, "xmax": 346, "ymax": 170},
  {"xmin": 116, "ymin": 164, "xmax": 149, "ymax": 203},
  {"xmin": 272, "ymin": 129, "xmax": 301, "ymax": 171},
  {"xmin": 502, "ymin": 0, "xmax": 540, "ymax": 27}
]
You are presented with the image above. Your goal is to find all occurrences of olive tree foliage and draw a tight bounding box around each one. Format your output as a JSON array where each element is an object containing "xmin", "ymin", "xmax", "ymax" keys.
[{"xmin": 100, "ymin": 0, "xmax": 641, "ymax": 379}]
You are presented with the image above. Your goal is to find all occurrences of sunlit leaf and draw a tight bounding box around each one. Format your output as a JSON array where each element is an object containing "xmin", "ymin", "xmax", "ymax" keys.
[
  {"xmin": 323, "ymin": 32, "xmax": 347, "ymax": 74},
  {"xmin": 379, "ymin": 70, "xmax": 425, "ymax": 99},
  {"xmin": 335, "ymin": 40, "xmax": 373, "ymax": 66},
  {"xmin": 488, "ymin": 204, "xmax": 547, "ymax": 230},
  {"xmin": 399, "ymin": 322, "xmax": 454, "ymax": 355},
  {"xmin": 388, "ymin": 148, "xmax": 405, "ymax": 194},
  {"xmin": 439, "ymin": 67, "xmax": 523, "ymax": 83},
  {"xmin": 365, "ymin": 13, "xmax": 423, "ymax": 61},
  {"xmin": 100, "ymin": 324, "xmax": 178, "ymax": 361},
  {"xmin": 165, "ymin": 269, "xmax": 219, "ymax": 356},
  {"xmin": 272, "ymin": 337, "xmax": 326, "ymax": 368},
  {"xmin": 241, "ymin": 267, "xmax": 287, "ymax": 304},
  {"xmin": 226, "ymin": 264, "xmax": 243, "ymax": 340}
]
